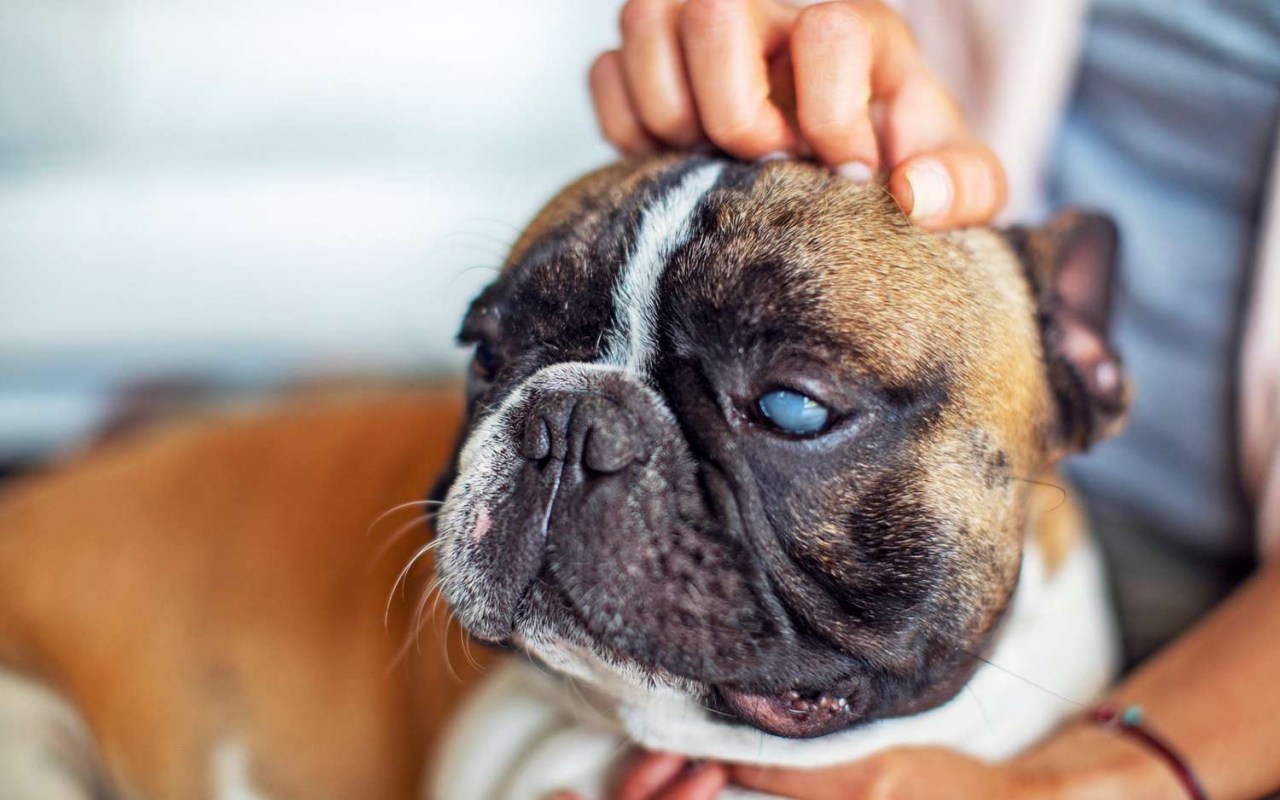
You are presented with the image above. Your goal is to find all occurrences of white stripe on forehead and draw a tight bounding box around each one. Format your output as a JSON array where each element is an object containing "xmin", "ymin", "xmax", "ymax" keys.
[{"xmin": 601, "ymin": 162, "xmax": 726, "ymax": 375}]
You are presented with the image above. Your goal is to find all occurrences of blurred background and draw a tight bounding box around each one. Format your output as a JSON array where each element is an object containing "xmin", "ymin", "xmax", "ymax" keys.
[{"xmin": 0, "ymin": 0, "xmax": 619, "ymax": 471}]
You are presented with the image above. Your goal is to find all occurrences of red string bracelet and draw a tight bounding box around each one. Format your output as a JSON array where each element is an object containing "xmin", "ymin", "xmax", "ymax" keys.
[{"xmin": 1090, "ymin": 704, "xmax": 1209, "ymax": 800}]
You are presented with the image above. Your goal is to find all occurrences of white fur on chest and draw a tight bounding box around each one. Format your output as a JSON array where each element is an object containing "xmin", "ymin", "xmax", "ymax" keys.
[{"xmin": 431, "ymin": 538, "xmax": 1118, "ymax": 800}]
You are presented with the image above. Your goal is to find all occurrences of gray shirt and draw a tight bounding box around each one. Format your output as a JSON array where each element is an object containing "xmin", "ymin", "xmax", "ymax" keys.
[{"xmin": 1045, "ymin": 0, "xmax": 1280, "ymax": 660}]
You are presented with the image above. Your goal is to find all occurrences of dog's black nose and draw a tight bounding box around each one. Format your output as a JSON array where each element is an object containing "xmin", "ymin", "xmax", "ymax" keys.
[{"xmin": 520, "ymin": 392, "xmax": 644, "ymax": 474}]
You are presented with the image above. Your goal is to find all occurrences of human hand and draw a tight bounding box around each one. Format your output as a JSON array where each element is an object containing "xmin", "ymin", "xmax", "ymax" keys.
[
  {"xmin": 551, "ymin": 747, "xmax": 1037, "ymax": 800},
  {"xmin": 724, "ymin": 748, "xmax": 1033, "ymax": 800},
  {"xmin": 589, "ymin": 0, "xmax": 1006, "ymax": 229},
  {"xmin": 549, "ymin": 752, "xmax": 729, "ymax": 800}
]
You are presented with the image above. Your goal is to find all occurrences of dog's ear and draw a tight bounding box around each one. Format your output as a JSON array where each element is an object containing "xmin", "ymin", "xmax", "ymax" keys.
[{"xmin": 1005, "ymin": 210, "xmax": 1129, "ymax": 459}]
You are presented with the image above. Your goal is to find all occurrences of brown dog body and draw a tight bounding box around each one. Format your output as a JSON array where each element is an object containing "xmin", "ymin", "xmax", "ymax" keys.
[{"xmin": 0, "ymin": 388, "xmax": 489, "ymax": 799}]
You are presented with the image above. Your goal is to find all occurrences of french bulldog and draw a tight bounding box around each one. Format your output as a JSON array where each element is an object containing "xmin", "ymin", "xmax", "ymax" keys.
[
  {"xmin": 430, "ymin": 153, "xmax": 1128, "ymax": 799},
  {"xmin": 0, "ymin": 152, "xmax": 1123, "ymax": 800}
]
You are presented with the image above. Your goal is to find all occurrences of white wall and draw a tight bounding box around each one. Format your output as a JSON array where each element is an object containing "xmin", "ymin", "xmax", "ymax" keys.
[{"xmin": 0, "ymin": 0, "xmax": 621, "ymax": 454}]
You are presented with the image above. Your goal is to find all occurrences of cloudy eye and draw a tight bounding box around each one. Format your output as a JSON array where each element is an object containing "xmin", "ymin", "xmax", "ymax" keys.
[{"xmin": 757, "ymin": 389, "xmax": 831, "ymax": 436}]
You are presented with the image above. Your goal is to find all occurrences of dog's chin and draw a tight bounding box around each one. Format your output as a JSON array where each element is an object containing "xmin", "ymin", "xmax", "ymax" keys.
[
  {"xmin": 523, "ymin": 634, "xmax": 874, "ymax": 739},
  {"xmin": 513, "ymin": 606, "xmax": 876, "ymax": 741},
  {"xmin": 711, "ymin": 681, "xmax": 871, "ymax": 739}
]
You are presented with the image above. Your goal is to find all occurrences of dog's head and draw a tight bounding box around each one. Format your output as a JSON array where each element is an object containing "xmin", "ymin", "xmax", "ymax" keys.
[{"xmin": 433, "ymin": 155, "xmax": 1125, "ymax": 738}]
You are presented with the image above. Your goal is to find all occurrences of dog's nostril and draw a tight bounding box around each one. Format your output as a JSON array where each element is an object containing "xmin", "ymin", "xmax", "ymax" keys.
[
  {"xmin": 578, "ymin": 399, "xmax": 646, "ymax": 475},
  {"xmin": 522, "ymin": 393, "xmax": 646, "ymax": 475},
  {"xmin": 582, "ymin": 421, "xmax": 641, "ymax": 474},
  {"xmin": 521, "ymin": 414, "xmax": 552, "ymax": 461}
]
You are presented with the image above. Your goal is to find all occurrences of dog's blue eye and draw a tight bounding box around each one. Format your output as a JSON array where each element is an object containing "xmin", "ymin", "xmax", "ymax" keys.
[{"xmin": 757, "ymin": 390, "xmax": 830, "ymax": 435}]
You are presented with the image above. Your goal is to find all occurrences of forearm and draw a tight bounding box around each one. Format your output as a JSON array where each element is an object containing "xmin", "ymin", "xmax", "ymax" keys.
[{"xmin": 1014, "ymin": 559, "xmax": 1280, "ymax": 800}]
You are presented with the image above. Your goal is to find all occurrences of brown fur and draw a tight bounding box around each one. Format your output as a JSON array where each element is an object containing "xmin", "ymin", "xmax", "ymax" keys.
[
  {"xmin": 0, "ymin": 387, "xmax": 492, "ymax": 799},
  {"xmin": 692, "ymin": 165, "xmax": 1055, "ymax": 595}
]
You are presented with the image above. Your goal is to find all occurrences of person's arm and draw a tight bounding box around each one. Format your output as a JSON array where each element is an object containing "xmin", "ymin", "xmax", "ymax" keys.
[{"xmin": 1009, "ymin": 557, "xmax": 1280, "ymax": 800}]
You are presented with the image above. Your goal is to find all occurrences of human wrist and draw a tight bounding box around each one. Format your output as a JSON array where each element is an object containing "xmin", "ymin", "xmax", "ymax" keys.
[{"xmin": 1008, "ymin": 719, "xmax": 1192, "ymax": 800}]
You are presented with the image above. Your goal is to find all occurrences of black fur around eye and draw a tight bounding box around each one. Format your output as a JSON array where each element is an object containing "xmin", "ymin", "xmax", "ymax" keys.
[{"xmin": 471, "ymin": 341, "xmax": 503, "ymax": 383}]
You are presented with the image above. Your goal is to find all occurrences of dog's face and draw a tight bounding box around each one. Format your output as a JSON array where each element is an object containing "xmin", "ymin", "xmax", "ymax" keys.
[{"xmin": 433, "ymin": 155, "xmax": 1124, "ymax": 738}]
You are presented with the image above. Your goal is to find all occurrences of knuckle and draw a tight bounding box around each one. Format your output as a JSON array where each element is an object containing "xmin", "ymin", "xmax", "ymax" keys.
[
  {"xmin": 681, "ymin": 0, "xmax": 748, "ymax": 34},
  {"xmin": 703, "ymin": 113, "xmax": 760, "ymax": 152},
  {"xmin": 867, "ymin": 754, "xmax": 912, "ymax": 800},
  {"xmin": 799, "ymin": 113, "xmax": 857, "ymax": 145},
  {"xmin": 619, "ymin": 0, "xmax": 668, "ymax": 38},
  {"xmin": 599, "ymin": 123, "xmax": 628, "ymax": 149},
  {"xmin": 795, "ymin": 2, "xmax": 872, "ymax": 46},
  {"xmin": 644, "ymin": 107, "xmax": 698, "ymax": 143},
  {"xmin": 603, "ymin": 117, "xmax": 641, "ymax": 148}
]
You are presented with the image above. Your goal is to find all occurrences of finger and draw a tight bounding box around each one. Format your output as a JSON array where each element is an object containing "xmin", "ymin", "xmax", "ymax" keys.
[
  {"xmin": 887, "ymin": 143, "xmax": 1006, "ymax": 229},
  {"xmin": 679, "ymin": 0, "xmax": 797, "ymax": 159},
  {"xmin": 653, "ymin": 764, "xmax": 729, "ymax": 800},
  {"xmin": 731, "ymin": 763, "xmax": 850, "ymax": 800},
  {"xmin": 789, "ymin": 2, "xmax": 881, "ymax": 179},
  {"xmin": 791, "ymin": 1, "xmax": 931, "ymax": 170},
  {"xmin": 590, "ymin": 50, "xmax": 661, "ymax": 155},
  {"xmin": 619, "ymin": 0, "xmax": 703, "ymax": 148},
  {"xmin": 877, "ymin": 63, "xmax": 970, "ymax": 165},
  {"xmin": 615, "ymin": 752, "xmax": 689, "ymax": 800}
]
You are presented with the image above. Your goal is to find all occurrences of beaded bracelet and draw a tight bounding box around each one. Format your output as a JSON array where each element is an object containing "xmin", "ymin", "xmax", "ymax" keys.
[{"xmin": 1090, "ymin": 704, "xmax": 1209, "ymax": 800}]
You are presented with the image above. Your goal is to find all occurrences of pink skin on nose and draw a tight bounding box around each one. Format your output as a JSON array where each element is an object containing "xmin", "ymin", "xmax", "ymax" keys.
[{"xmin": 473, "ymin": 507, "xmax": 492, "ymax": 539}]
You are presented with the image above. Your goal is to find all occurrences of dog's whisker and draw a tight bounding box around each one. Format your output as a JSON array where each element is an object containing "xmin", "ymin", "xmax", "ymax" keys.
[
  {"xmin": 564, "ymin": 676, "xmax": 617, "ymax": 731},
  {"xmin": 367, "ymin": 499, "xmax": 443, "ymax": 534},
  {"xmin": 390, "ymin": 578, "xmax": 444, "ymax": 675},
  {"xmin": 383, "ymin": 538, "xmax": 444, "ymax": 628},
  {"xmin": 411, "ymin": 576, "xmax": 441, "ymax": 650},
  {"xmin": 964, "ymin": 684, "xmax": 994, "ymax": 734},
  {"xmin": 384, "ymin": 637, "xmax": 414, "ymax": 676},
  {"xmin": 456, "ymin": 216, "xmax": 524, "ymax": 236},
  {"xmin": 370, "ymin": 515, "xmax": 435, "ymax": 571},
  {"xmin": 386, "ymin": 580, "xmax": 440, "ymax": 676},
  {"xmin": 449, "ymin": 263, "xmax": 505, "ymax": 285},
  {"xmin": 459, "ymin": 626, "xmax": 485, "ymax": 673},
  {"xmin": 960, "ymin": 648, "xmax": 1086, "ymax": 709},
  {"xmin": 427, "ymin": 580, "xmax": 451, "ymax": 635},
  {"xmin": 440, "ymin": 613, "xmax": 464, "ymax": 684},
  {"xmin": 1009, "ymin": 475, "xmax": 1070, "ymax": 513}
]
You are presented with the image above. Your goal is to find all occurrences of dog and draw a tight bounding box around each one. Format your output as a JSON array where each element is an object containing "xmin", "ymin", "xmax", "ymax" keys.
[
  {"xmin": 0, "ymin": 154, "xmax": 1125, "ymax": 799},
  {"xmin": 428, "ymin": 154, "xmax": 1127, "ymax": 799}
]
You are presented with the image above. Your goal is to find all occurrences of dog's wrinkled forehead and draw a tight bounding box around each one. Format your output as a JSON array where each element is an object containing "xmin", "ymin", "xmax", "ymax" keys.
[{"xmin": 491, "ymin": 156, "xmax": 1046, "ymax": 446}]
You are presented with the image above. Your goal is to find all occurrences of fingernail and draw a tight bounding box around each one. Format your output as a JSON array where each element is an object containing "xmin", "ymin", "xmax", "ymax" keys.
[
  {"xmin": 906, "ymin": 160, "xmax": 952, "ymax": 220},
  {"xmin": 836, "ymin": 160, "xmax": 875, "ymax": 185},
  {"xmin": 757, "ymin": 150, "xmax": 790, "ymax": 163}
]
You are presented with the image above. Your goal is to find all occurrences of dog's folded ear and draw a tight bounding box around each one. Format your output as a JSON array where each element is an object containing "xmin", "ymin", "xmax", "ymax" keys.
[{"xmin": 1005, "ymin": 210, "xmax": 1130, "ymax": 459}]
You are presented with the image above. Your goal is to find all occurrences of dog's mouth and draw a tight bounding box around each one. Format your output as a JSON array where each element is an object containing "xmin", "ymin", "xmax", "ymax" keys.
[{"xmin": 712, "ymin": 680, "xmax": 870, "ymax": 738}]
